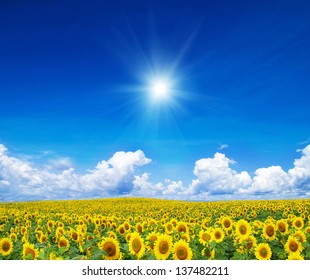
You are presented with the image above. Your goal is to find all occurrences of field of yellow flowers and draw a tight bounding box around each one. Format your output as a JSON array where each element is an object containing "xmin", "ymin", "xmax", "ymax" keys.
[{"xmin": 0, "ymin": 198, "xmax": 310, "ymax": 260}]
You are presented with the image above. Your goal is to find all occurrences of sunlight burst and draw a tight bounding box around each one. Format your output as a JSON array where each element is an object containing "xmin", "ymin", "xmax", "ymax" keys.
[{"xmin": 149, "ymin": 78, "xmax": 172, "ymax": 101}]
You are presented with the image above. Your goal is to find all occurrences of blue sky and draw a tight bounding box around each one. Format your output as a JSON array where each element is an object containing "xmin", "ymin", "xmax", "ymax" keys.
[{"xmin": 0, "ymin": 0, "xmax": 309, "ymax": 201}]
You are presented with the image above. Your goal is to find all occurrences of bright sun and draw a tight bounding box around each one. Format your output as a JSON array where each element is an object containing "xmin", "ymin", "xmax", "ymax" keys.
[{"xmin": 150, "ymin": 79, "xmax": 171, "ymax": 100}]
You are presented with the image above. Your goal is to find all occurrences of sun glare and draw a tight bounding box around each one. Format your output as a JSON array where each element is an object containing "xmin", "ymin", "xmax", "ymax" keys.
[{"xmin": 149, "ymin": 79, "xmax": 171, "ymax": 100}]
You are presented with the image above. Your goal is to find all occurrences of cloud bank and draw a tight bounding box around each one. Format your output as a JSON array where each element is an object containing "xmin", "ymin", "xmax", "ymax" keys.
[{"xmin": 0, "ymin": 143, "xmax": 309, "ymax": 201}]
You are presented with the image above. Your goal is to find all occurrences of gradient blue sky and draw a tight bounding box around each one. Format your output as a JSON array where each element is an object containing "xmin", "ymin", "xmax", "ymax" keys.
[{"xmin": 0, "ymin": 0, "xmax": 309, "ymax": 201}]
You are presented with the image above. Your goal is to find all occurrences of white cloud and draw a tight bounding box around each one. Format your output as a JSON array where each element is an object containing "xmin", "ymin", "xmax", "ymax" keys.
[
  {"xmin": 187, "ymin": 152, "xmax": 251, "ymax": 195},
  {"xmin": 1, "ymin": 143, "xmax": 310, "ymax": 201},
  {"xmin": 218, "ymin": 144, "xmax": 229, "ymax": 150},
  {"xmin": 289, "ymin": 145, "xmax": 310, "ymax": 188},
  {"xmin": 46, "ymin": 157, "xmax": 73, "ymax": 171},
  {"xmin": 240, "ymin": 166, "xmax": 290, "ymax": 195},
  {"xmin": 0, "ymin": 144, "xmax": 151, "ymax": 201},
  {"xmin": 132, "ymin": 173, "xmax": 165, "ymax": 197}
]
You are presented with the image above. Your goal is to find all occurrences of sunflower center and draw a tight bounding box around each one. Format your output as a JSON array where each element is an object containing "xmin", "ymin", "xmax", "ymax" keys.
[
  {"xmin": 295, "ymin": 221, "xmax": 302, "ymax": 228},
  {"xmin": 203, "ymin": 233, "xmax": 211, "ymax": 241},
  {"xmin": 132, "ymin": 238, "xmax": 142, "ymax": 253},
  {"xmin": 104, "ymin": 242, "xmax": 116, "ymax": 256},
  {"xmin": 176, "ymin": 246, "xmax": 188, "ymax": 260},
  {"xmin": 159, "ymin": 241, "xmax": 169, "ymax": 254},
  {"xmin": 266, "ymin": 225, "xmax": 274, "ymax": 237},
  {"xmin": 59, "ymin": 240, "xmax": 67, "ymax": 247},
  {"xmin": 72, "ymin": 232, "xmax": 78, "ymax": 241},
  {"xmin": 167, "ymin": 225, "xmax": 173, "ymax": 231},
  {"xmin": 289, "ymin": 241, "xmax": 298, "ymax": 252},
  {"xmin": 239, "ymin": 225, "xmax": 247, "ymax": 235},
  {"xmin": 259, "ymin": 248, "xmax": 267, "ymax": 258},
  {"xmin": 2, "ymin": 242, "xmax": 10, "ymax": 252},
  {"xmin": 278, "ymin": 223, "xmax": 285, "ymax": 232},
  {"xmin": 215, "ymin": 231, "xmax": 222, "ymax": 239},
  {"xmin": 178, "ymin": 225, "xmax": 186, "ymax": 232},
  {"xmin": 224, "ymin": 220, "xmax": 230, "ymax": 228}
]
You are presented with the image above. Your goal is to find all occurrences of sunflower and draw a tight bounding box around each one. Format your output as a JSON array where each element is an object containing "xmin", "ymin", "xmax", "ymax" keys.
[
  {"xmin": 201, "ymin": 218, "xmax": 210, "ymax": 229},
  {"xmin": 262, "ymin": 223, "xmax": 276, "ymax": 241},
  {"xmin": 117, "ymin": 225, "xmax": 126, "ymax": 235},
  {"xmin": 175, "ymin": 221, "xmax": 188, "ymax": 234},
  {"xmin": 287, "ymin": 252, "xmax": 304, "ymax": 260},
  {"xmin": 58, "ymin": 236, "xmax": 70, "ymax": 252},
  {"xmin": 128, "ymin": 232, "xmax": 145, "ymax": 259},
  {"xmin": 198, "ymin": 229, "xmax": 213, "ymax": 245},
  {"xmin": 165, "ymin": 222, "xmax": 174, "ymax": 235},
  {"xmin": 71, "ymin": 230, "xmax": 79, "ymax": 242},
  {"xmin": 47, "ymin": 220, "xmax": 55, "ymax": 229},
  {"xmin": 276, "ymin": 219, "xmax": 288, "ymax": 235},
  {"xmin": 172, "ymin": 240, "xmax": 193, "ymax": 260},
  {"xmin": 56, "ymin": 227, "xmax": 64, "ymax": 238},
  {"xmin": 201, "ymin": 247, "xmax": 215, "ymax": 260},
  {"xmin": 235, "ymin": 219, "xmax": 252, "ymax": 240},
  {"xmin": 292, "ymin": 230, "xmax": 306, "ymax": 244},
  {"xmin": 221, "ymin": 216, "xmax": 233, "ymax": 232},
  {"xmin": 285, "ymin": 236, "xmax": 303, "ymax": 254},
  {"xmin": 212, "ymin": 228, "xmax": 225, "ymax": 243},
  {"xmin": 22, "ymin": 242, "xmax": 39, "ymax": 260},
  {"xmin": 154, "ymin": 234, "xmax": 173, "ymax": 260},
  {"xmin": 108, "ymin": 231, "xmax": 117, "ymax": 239},
  {"xmin": 40, "ymin": 234, "xmax": 48, "ymax": 243},
  {"xmin": 135, "ymin": 223, "xmax": 143, "ymax": 233},
  {"xmin": 292, "ymin": 217, "xmax": 304, "ymax": 229},
  {"xmin": 255, "ymin": 243, "xmax": 272, "ymax": 260},
  {"xmin": 0, "ymin": 238, "xmax": 13, "ymax": 257},
  {"xmin": 123, "ymin": 221, "xmax": 130, "ymax": 232},
  {"xmin": 181, "ymin": 233, "xmax": 190, "ymax": 243},
  {"xmin": 98, "ymin": 237, "xmax": 120, "ymax": 260},
  {"xmin": 9, "ymin": 233, "xmax": 17, "ymax": 242}
]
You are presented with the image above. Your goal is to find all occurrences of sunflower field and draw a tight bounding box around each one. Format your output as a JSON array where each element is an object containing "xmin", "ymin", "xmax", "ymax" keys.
[{"xmin": 0, "ymin": 198, "xmax": 310, "ymax": 260}]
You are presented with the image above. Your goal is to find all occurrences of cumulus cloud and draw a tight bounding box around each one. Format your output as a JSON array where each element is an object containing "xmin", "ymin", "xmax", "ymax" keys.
[
  {"xmin": 186, "ymin": 152, "xmax": 252, "ymax": 195},
  {"xmin": 128, "ymin": 145, "xmax": 310, "ymax": 201},
  {"xmin": 1, "ymin": 143, "xmax": 310, "ymax": 201},
  {"xmin": 0, "ymin": 144, "xmax": 151, "ymax": 201}
]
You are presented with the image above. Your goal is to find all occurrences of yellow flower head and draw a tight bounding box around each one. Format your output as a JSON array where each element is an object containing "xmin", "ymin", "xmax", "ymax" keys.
[
  {"xmin": 262, "ymin": 223, "xmax": 276, "ymax": 241},
  {"xmin": 285, "ymin": 236, "xmax": 303, "ymax": 254},
  {"xmin": 287, "ymin": 251, "xmax": 304, "ymax": 260},
  {"xmin": 165, "ymin": 222, "xmax": 174, "ymax": 235},
  {"xmin": 154, "ymin": 234, "xmax": 173, "ymax": 260},
  {"xmin": 98, "ymin": 237, "xmax": 120, "ymax": 260},
  {"xmin": 276, "ymin": 219, "xmax": 288, "ymax": 235},
  {"xmin": 23, "ymin": 242, "xmax": 39, "ymax": 260},
  {"xmin": 235, "ymin": 219, "xmax": 252, "ymax": 240},
  {"xmin": 221, "ymin": 216, "xmax": 233, "ymax": 231},
  {"xmin": 128, "ymin": 232, "xmax": 145, "ymax": 259},
  {"xmin": 255, "ymin": 243, "xmax": 272, "ymax": 260},
  {"xmin": 0, "ymin": 238, "xmax": 13, "ymax": 257},
  {"xmin": 292, "ymin": 217, "xmax": 304, "ymax": 230},
  {"xmin": 199, "ymin": 228, "xmax": 213, "ymax": 245},
  {"xmin": 58, "ymin": 236, "xmax": 70, "ymax": 252},
  {"xmin": 212, "ymin": 228, "xmax": 225, "ymax": 243},
  {"xmin": 172, "ymin": 239, "xmax": 193, "ymax": 260}
]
